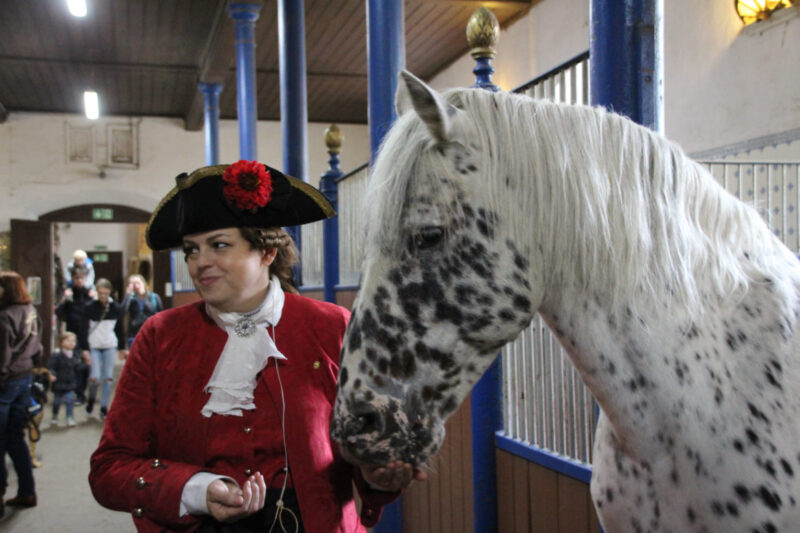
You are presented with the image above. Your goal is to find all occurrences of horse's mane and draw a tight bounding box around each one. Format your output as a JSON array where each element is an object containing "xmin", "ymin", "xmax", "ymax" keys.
[{"xmin": 366, "ymin": 87, "xmax": 777, "ymax": 314}]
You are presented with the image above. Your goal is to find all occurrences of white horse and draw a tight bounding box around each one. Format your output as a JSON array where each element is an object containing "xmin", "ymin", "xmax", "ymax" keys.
[{"xmin": 330, "ymin": 71, "xmax": 800, "ymax": 532}]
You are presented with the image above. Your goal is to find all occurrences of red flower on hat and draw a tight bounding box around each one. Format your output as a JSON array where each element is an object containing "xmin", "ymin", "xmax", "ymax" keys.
[{"xmin": 222, "ymin": 160, "xmax": 273, "ymax": 212}]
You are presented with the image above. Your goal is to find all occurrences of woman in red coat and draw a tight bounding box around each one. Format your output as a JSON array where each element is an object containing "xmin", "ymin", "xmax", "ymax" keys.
[{"xmin": 89, "ymin": 161, "xmax": 424, "ymax": 532}]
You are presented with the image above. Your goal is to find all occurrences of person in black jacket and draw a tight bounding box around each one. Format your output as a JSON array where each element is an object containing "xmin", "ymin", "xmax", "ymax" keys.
[
  {"xmin": 47, "ymin": 332, "xmax": 81, "ymax": 428},
  {"xmin": 84, "ymin": 278, "xmax": 127, "ymax": 420},
  {"xmin": 54, "ymin": 266, "xmax": 92, "ymax": 404},
  {"xmin": 0, "ymin": 271, "xmax": 42, "ymax": 515}
]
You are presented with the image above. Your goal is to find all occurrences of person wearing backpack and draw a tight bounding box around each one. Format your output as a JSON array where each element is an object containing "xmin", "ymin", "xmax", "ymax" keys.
[{"xmin": 120, "ymin": 274, "xmax": 163, "ymax": 351}]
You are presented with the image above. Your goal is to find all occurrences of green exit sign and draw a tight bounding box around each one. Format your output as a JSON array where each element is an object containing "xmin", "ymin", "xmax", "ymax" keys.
[
  {"xmin": 93, "ymin": 253, "xmax": 109, "ymax": 262},
  {"xmin": 92, "ymin": 208, "xmax": 114, "ymax": 220}
]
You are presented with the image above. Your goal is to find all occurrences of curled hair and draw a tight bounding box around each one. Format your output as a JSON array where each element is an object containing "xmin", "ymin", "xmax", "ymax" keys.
[
  {"xmin": 239, "ymin": 227, "xmax": 300, "ymax": 294},
  {"xmin": 0, "ymin": 271, "xmax": 32, "ymax": 307}
]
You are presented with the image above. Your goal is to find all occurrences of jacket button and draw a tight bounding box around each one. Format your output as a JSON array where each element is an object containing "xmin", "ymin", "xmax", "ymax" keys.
[
  {"xmin": 244, "ymin": 468, "xmax": 253, "ymax": 476},
  {"xmin": 313, "ymin": 361, "xmax": 320, "ymax": 369},
  {"xmin": 136, "ymin": 477, "xmax": 147, "ymax": 489},
  {"xmin": 243, "ymin": 426, "xmax": 252, "ymax": 434},
  {"xmin": 133, "ymin": 507, "xmax": 144, "ymax": 518},
  {"xmin": 151, "ymin": 459, "xmax": 161, "ymax": 468}
]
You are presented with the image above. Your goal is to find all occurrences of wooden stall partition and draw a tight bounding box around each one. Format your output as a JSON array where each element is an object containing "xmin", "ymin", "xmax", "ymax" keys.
[
  {"xmin": 403, "ymin": 397, "xmax": 474, "ymax": 532},
  {"xmin": 496, "ymin": 449, "xmax": 600, "ymax": 532}
]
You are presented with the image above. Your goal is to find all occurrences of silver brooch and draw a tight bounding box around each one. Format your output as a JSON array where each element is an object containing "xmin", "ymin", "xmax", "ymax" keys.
[{"xmin": 233, "ymin": 316, "xmax": 257, "ymax": 337}]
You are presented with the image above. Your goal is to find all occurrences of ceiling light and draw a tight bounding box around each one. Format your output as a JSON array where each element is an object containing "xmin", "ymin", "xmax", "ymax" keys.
[
  {"xmin": 735, "ymin": 0, "xmax": 794, "ymax": 25},
  {"xmin": 84, "ymin": 91, "xmax": 99, "ymax": 120},
  {"xmin": 67, "ymin": 0, "xmax": 87, "ymax": 18}
]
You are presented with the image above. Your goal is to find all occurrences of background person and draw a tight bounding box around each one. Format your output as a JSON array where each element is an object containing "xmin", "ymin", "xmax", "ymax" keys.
[
  {"xmin": 54, "ymin": 266, "xmax": 92, "ymax": 404},
  {"xmin": 89, "ymin": 161, "xmax": 424, "ymax": 532},
  {"xmin": 64, "ymin": 249, "xmax": 96, "ymax": 290},
  {"xmin": 47, "ymin": 332, "xmax": 81, "ymax": 428},
  {"xmin": 120, "ymin": 273, "xmax": 163, "ymax": 350},
  {"xmin": 0, "ymin": 271, "xmax": 42, "ymax": 516},
  {"xmin": 84, "ymin": 278, "xmax": 126, "ymax": 420}
]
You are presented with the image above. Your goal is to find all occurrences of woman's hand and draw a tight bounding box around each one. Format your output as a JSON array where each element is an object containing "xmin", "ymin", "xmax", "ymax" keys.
[
  {"xmin": 117, "ymin": 349, "xmax": 129, "ymax": 361},
  {"xmin": 206, "ymin": 473, "xmax": 266, "ymax": 523},
  {"xmin": 360, "ymin": 461, "xmax": 428, "ymax": 492}
]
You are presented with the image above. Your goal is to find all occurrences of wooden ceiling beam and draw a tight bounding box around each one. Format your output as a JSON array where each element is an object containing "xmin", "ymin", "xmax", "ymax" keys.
[
  {"xmin": 184, "ymin": 0, "xmax": 261, "ymax": 131},
  {"xmin": 0, "ymin": 56, "xmax": 196, "ymax": 75}
]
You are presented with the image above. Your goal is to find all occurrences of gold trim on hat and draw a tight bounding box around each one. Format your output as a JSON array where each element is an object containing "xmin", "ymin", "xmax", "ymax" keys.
[{"xmin": 285, "ymin": 174, "xmax": 336, "ymax": 218}]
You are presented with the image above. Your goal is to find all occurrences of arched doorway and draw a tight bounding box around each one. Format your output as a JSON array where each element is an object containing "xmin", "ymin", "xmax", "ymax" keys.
[{"xmin": 11, "ymin": 204, "xmax": 170, "ymax": 353}]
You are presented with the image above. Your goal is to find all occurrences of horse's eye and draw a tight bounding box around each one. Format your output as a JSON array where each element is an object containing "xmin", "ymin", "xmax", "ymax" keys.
[{"xmin": 414, "ymin": 226, "xmax": 444, "ymax": 249}]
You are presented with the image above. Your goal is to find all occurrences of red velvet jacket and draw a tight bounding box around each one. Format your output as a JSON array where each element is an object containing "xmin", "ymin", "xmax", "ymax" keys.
[{"xmin": 89, "ymin": 293, "xmax": 395, "ymax": 532}]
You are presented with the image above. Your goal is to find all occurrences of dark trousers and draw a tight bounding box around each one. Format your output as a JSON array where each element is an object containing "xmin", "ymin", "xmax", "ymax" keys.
[
  {"xmin": 0, "ymin": 375, "xmax": 36, "ymax": 497},
  {"xmin": 74, "ymin": 360, "xmax": 89, "ymax": 401}
]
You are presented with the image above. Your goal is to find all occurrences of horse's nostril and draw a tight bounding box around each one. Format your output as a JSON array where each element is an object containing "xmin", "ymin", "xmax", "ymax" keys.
[
  {"xmin": 356, "ymin": 411, "xmax": 381, "ymax": 434},
  {"xmin": 351, "ymin": 402, "xmax": 384, "ymax": 436}
]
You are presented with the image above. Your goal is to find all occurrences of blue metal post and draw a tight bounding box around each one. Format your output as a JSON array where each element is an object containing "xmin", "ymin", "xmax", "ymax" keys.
[
  {"xmin": 199, "ymin": 83, "xmax": 223, "ymax": 166},
  {"xmin": 319, "ymin": 135, "xmax": 341, "ymax": 304},
  {"xmin": 590, "ymin": 0, "xmax": 664, "ymax": 133},
  {"xmin": 466, "ymin": 8, "xmax": 502, "ymax": 531},
  {"xmin": 367, "ymin": 0, "xmax": 405, "ymax": 164},
  {"xmin": 278, "ymin": 0, "xmax": 308, "ymax": 278},
  {"xmin": 228, "ymin": 3, "xmax": 261, "ymax": 160},
  {"xmin": 367, "ymin": 3, "xmax": 405, "ymax": 530}
]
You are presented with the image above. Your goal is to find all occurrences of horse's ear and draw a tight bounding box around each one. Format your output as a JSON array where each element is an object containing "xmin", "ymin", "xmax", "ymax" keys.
[{"xmin": 396, "ymin": 70, "xmax": 457, "ymax": 144}]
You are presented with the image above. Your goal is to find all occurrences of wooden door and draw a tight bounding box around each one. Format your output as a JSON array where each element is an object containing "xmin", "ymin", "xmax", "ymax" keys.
[
  {"xmin": 10, "ymin": 219, "xmax": 53, "ymax": 357},
  {"xmin": 88, "ymin": 251, "xmax": 124, "ymax": 301}
]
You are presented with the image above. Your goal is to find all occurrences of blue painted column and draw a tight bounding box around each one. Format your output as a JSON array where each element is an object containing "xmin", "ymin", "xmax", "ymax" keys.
[
  {"xmin": 590, "ymin": 0, "xmax": 664, "ymax": 133},
  {"xmin": 320, "ymin": 125, "xmax": 342, "ymax": 304},
  {"xmin": 228, "ymin": 3, "xmax": 261, "ymax": 160},
  {"xmin": 367, "ymin": 0, "xmax": 405, "ymax": 164},
  {"xmin": 199, "ymin": 83, "xmax": 223, "ymax": 166},
  {"xmin": 367, "ymin": 3, "xmax": 405, "ymax": 530},
  {"xmin": 278, "ymin": 0, "xmax": 308, "ymax": 276},
  {"xmin": 466, "ymin": 7, "xmax": 502, "ymax": 533}
]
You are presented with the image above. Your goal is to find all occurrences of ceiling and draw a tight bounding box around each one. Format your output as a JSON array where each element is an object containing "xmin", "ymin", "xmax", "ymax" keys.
[{"xmin": 0, "ymin": 0, "xmax": 532, "ymax": 130}]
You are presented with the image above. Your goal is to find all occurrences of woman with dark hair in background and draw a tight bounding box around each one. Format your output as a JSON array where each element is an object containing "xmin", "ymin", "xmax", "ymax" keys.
[{"xmin": 0, "ymin": 271, "xmax": 42, "ymax": 517}]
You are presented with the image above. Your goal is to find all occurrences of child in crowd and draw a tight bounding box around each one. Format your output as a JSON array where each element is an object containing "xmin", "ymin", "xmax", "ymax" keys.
[{"xmin": 47, "ymin": 332, "xmax": 81, "ymax": 428}]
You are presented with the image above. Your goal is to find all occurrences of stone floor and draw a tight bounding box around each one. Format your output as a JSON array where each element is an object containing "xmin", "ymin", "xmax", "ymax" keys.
[{"xmin": 1, "ymin": 362, "xmax": 134, "ymax": 532}]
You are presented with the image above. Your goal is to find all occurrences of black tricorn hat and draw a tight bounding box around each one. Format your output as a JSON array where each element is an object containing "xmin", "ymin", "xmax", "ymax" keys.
[{"xmin": 146, "ymin": 160, "xmax": 335, "ymax": 251}]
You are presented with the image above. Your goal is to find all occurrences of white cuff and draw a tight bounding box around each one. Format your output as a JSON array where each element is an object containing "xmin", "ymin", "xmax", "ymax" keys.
[{"xmin": 179, "ymin": 473, "xmax": 235, "ymax": 516}]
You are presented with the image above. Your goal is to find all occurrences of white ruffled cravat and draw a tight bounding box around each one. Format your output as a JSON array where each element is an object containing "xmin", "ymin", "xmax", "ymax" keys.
[{"xmin": 201, "ymin": 275, "xmax": 286, "ymax": 417}]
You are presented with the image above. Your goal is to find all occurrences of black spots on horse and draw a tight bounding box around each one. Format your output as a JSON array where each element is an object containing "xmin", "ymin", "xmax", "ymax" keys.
[
  {"xmin": 347, "ymin": 316, "xmax": 363, "ymax": 353},
  {"xmin": 763, "ymin": 363, "xmax": 783, "ymax": 390},
  {"xmin": 339, "ymin": 367, "xmax": 348, "ymax": 387},
  {"xmin": 734, "ymin": 484, "xmax": 751, "ymax": 503},
  {"xmin": 606, "ymin": 488, "xmax": 614, "ymax": 502},
  {"xmin": 455, "ymin": 284, "xmax": 478, "ymax": 305},
  {"xmin": 674, "ymin": 359, "xmax": 690, "ymax": 384},
  {"xmin": 746, "ymin": 428, "xmax": 761, "ymax": 447},
  {"xmin": 686, "ymin": 506, "xmax": 696, "ymax": 523},
  {"xmin": 725, "ymin": 329, "xmax": 747, "ymax": 351},
  {"xmin": 756, "ymin": 485, "xmax": 782, "ymax": 511},
  {"xmin": 747, "ymin": 402, "xmax": 771, "ymax": 426},
  {"xmin": 780, "ymin": 458, "xmax": 794, "ymax": 477},
  {"xmin": 390, "ymin": 351, "xmax": 417, "ymax": 379},
  {"xmin": 353, "ymin": 378, "xmax": 362, "ymax": 390},
  {"xmin": 762, "ymin": 522, "xmax": 778, "ymax": 533},
  {"xmin": 435, "ymin": 301, "xmax": 464, "ymax": 325},
  {"xmin": 512, "ymin": 294, "xmax": 531, "ymax": 313},
  {"xmin": 714, "ymin": 387, "xmax": 724, "ymax": 404},
  {"xmin": 498, "ymin": 308, "xmax": 516, "ymax": 321},
  {"xmin": 438, "ymin": 395, "xmax": 457, "ymax": 417}
]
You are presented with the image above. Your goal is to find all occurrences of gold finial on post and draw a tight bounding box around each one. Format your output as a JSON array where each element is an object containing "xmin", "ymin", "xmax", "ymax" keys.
[
  {"xmin": 467, "ymin": 6, "xmax": 499, "ymax": 60},
  {"xmin": 324, "ymin": 123, "xmax": 343, "ymax": 155}
]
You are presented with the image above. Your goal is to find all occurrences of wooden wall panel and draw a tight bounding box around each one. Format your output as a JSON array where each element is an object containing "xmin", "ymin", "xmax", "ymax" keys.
[
  {"xmin": 402, "ymin": 398, "xmax": 473, "ymax": 532},
  {"xmin": 494, "ymin": 450, "xmax": 600, "ymax": 533},
  {"xmin": 529, "ymin": 460, "xmax": 558, "ymax": 533}
]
